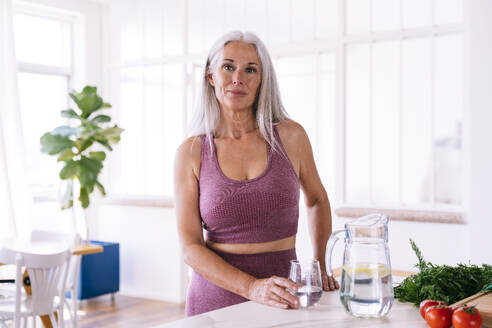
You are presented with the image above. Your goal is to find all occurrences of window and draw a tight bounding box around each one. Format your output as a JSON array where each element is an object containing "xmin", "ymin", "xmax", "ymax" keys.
[
  {"xmin": 107, "ymin": 0, "xmax": 187, "ymax": 197},
  {"xmin": 344, "ymin": 0, "xmax": 464, "ymax": 209},
  {"xmin": 106, "ymin": 0, "xmax": 465, "ymax": 213},
  {"xmin": 13, "ymin": 7, "xmax": 78, "ymax": 201}
]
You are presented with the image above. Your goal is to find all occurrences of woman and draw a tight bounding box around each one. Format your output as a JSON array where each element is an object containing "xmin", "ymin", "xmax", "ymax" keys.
[{"xmin": 174, "ymin": 31, "xmax": 338, "ymax": 317}]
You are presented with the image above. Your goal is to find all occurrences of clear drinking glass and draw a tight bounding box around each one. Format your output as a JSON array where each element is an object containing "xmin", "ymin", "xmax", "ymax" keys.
[{"xmin": 288, "ymin": 259, "xmax": 323, "ymax": 307}]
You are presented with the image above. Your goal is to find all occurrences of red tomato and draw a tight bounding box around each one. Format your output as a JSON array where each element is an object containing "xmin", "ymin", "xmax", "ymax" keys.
[
  {"xmin": 424, "ymin": 305, "xmax": 453, "ymax": 328},
  {"xmin": 420, "ymin": 300, "xmax": 447, "ymax": 319},
  {"xmin": 452, "ymin": 306, "xmax": 482, "ymax": 328}
]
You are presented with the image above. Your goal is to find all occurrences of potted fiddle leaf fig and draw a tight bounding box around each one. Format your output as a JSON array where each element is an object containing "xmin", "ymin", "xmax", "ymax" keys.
[{"xmin": 40, "ymin": 86, "xmax": 123, "ymax": 238}]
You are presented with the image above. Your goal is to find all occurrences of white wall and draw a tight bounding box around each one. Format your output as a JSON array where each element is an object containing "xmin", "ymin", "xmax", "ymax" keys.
[
  {"xmin": 297, "ymin": 211, "xmax": 468, "ymax": 273},
  {"xmin": 466, "ymin": 0, "xmax": 492, "ymax": 265},
  {"xmin": 93, "ymin": 204, "xmax": 188, "ymax": 303}
]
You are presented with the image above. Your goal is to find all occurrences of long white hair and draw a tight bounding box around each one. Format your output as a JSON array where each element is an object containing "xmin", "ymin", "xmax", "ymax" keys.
[{"xmin": 187, "ymin": 31, "xmax": 289, "ymax": 153}]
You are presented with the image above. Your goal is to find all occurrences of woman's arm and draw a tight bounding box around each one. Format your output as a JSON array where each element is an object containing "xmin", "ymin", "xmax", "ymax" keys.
[
  {"xmin": 278, "ymin": 121, "xmax": 339, "ymax": 291},
  {"xmin": 174, "ymin": 137, "xmax": 300, "ymax": 309}
]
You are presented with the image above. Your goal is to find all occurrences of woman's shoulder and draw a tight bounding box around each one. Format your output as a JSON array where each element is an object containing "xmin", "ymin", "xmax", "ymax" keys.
[
  {"xmin": 175, "ymin": 135, "xmax": 203, "ymax": 178},
  {"xmin": 276, "ymin": 119, "xmax": 304, "ymax": 131},
  {"xmin": 176, "ymin": 135, "xmax": 203, "ymax": 156},
  {"xmin": 274, "ymin": 120, "xmax": 311, "ymax": 175},
  {"xmin": 275, "ymin": 119, "xmax": 309, "ymax": 145}
]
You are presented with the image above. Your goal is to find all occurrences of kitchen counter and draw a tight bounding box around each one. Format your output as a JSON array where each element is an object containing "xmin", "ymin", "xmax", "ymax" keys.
[{"xmin": 155, "ymin": 290, "xmax": 427, "ymax": 328}]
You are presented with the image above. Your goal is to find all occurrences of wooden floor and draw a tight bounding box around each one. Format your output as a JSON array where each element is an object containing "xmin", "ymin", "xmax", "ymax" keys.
[{"xmin": 78, "ymin": 294, "xmax": 185, "ymax": 328}]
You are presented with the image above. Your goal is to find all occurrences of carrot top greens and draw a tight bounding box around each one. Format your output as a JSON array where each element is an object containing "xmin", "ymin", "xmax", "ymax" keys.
[{"xmin": 394, "ymin": 239, "xmax": 492, "ymax": 306}]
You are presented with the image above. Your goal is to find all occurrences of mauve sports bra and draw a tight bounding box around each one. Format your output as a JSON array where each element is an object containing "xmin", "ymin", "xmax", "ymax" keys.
[{"xmin": 199, "ymin": 125, "xmax": 300, "ymax": 244}]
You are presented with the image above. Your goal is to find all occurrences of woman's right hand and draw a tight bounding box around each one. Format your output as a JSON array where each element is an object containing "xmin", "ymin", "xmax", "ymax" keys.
[{"xmin": 247, "ymin": 276, "xmax": 300, "ymax": 309}]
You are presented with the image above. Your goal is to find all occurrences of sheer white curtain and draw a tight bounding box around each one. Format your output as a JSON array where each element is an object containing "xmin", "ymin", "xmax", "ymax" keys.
[{"xmin": 0, "ymin": 0, "xmax": 32, "ymax": 239}]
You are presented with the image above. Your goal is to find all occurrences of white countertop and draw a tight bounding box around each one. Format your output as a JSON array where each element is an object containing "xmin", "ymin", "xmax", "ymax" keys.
[{"xmin": 155, "ymin": 290, "xmax": 428, "ymax": 328}]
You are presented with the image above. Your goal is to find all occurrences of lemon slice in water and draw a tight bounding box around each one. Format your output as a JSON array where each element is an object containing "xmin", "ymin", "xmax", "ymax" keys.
[{"xmin": 342, "ymin": 263, "xmax": 391, "ymax": 278}]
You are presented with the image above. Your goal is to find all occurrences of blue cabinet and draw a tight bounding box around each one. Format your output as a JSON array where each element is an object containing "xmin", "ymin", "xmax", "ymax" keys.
[{"xmin": 77, "ymin": 240, "xmax": 120, "ymax": 300}]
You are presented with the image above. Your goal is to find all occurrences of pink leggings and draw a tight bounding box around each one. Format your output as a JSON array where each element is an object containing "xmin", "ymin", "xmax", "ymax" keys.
[{"xmin": 185, "ymin": 247, "xmax": 297, "ymax": 316}]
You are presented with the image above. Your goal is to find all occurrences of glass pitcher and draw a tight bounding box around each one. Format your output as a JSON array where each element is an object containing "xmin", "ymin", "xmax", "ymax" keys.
[{"xmin": 326, "ymin": 213, "xmax": 394, "ymax": 318}]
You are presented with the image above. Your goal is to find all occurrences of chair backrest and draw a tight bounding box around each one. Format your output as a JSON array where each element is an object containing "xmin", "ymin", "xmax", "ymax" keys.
[
  {"xmin": 0, "ymin": 246, "xmax": 71, "ymax": 321},
  {"xmin": 30, "ymin": 230, "xmax": 81, "ymax": 291},
  {"xmin": 22, "ymin": 249, "xmax": 71, "ymax": 315}
]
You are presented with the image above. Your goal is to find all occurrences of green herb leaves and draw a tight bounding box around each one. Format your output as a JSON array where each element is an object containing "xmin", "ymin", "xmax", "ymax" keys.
[
  {"xmin": 394, "ymin": 239, "xmax": 492, "ymax": 307},
  {"xmin": 411, "ymin": 239, "xmax": 427, "ymax": 271}
]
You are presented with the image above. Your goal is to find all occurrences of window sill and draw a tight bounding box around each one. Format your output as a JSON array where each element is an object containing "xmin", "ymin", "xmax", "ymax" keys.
[
  {"xmin": 33, "ymin": 195, "xmax": 176, "ymax": 208},
  {"xmin": 100, "ymin": 195, "xmax": 174, "ymax": 208},
  {"xmin": 33, "ymin": 195, "xmax": 57, "ymax": 203},
  {"xmin": 334, "ymin": 206, "xmax": 465, "ymax": 224}
]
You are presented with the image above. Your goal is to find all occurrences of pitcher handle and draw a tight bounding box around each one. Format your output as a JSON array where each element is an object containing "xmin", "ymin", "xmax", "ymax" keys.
[{"xmin": 326, "ymin": 229, "xmax": 346, "ymax": 277}]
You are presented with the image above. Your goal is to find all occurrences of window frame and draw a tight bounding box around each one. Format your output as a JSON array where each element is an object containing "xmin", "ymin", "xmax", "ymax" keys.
[{"xmin": 13, "ymin": 2, "xmax": 83, "ymax": 202}]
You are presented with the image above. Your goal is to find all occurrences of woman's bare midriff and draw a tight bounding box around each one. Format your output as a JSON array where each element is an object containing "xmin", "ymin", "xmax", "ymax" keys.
[{"xmin": 206, "ymin": 235, "xmax": 296, "ymax": 254}]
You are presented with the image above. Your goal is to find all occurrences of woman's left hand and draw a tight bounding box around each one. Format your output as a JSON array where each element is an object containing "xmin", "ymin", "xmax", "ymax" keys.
[{"xmin": 321, "ymin": 271, "xmax": 339, "ymax": 291}]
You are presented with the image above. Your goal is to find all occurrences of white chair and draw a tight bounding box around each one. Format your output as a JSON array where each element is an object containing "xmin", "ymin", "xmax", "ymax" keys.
[
  {"xmin": 30, "ymin": 230, "xmax": 82, "ymax": 328},
  {"xmin": 0, "ymin": 247, "xmax": 71, "ymax": 328}
]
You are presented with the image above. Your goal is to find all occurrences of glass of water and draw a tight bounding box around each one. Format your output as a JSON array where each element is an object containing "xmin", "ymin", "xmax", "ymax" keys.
[{"xmin": 288, "ymin": 259, "xmax": 323, "ymax": 307}]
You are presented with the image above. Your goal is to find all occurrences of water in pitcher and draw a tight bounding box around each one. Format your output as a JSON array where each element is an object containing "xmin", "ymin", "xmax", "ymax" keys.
[{"xmin": 340, "ymin": 263, "xmax": 394, "ymax": 317}]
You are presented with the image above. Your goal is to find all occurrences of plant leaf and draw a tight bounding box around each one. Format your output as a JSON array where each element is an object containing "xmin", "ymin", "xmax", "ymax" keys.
[
  {"xmin": 95, "ymin": 180, "xmax": 106, "ymax": 196},
  {"xmin": 89, "ymin": 151, "xmax": 106, "ymax": 161},
  {"xmin": 79, "ymin": 186, "xmax": 89, "ymax": 208},
  {"xmin": 57, "ymin": 148, "xmax": 75, "ymax": 162},
  {"xmin": 52, "ymin": 125, "xmax": 79, "ymax": 137},
  {"xmin": 69, "ymin": 86, "xmax": 104, "ymax": 119},
  {"xmin": 90, "ymin": 115, "xmax": 111, "ymax": 124},
  {"xmin": 82, "ymin": 123, "xmax": 101, "ymax": 137},
  {"xmin": 79, "ymin": 156, "xmax": 103, "ymax": 188},
  {"xmin": 100, "ymin": 125, "xmax": 124, "ymax": 137},
  {"xmin": 79, "ymin": 138, "xmax": 94, "ymax": 152},
  {"xmin": 40, "ymin": 132, "xmax": 74, "ymax": 155},
  {"xmin": 110, "ymin": 136, "xmax": 121, "ymax": 143},
  {"xmin": 99, "ymin": 125, "xmax": 124, "ymax": 144},
  {"xmin": 59, "ymin": 179, "xmax": 73, "ymax": 209},
  {"xmin": 62, "ymin": 199, "xmax": 73, "ymax": 210},
  {"xmin": 93, "ymin": 135, "xmax": 113, "ymax": 151},
  {"xmin": 59, "ymin": 160, "xmax": 80, "ymax": 179},
  {"xmin": 101, "ymin": 102, "xmax": 111, "ymax": 108},
  {"xmin": 61, "ymin": 109, "xmax": 80, "ymax": 119}
]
